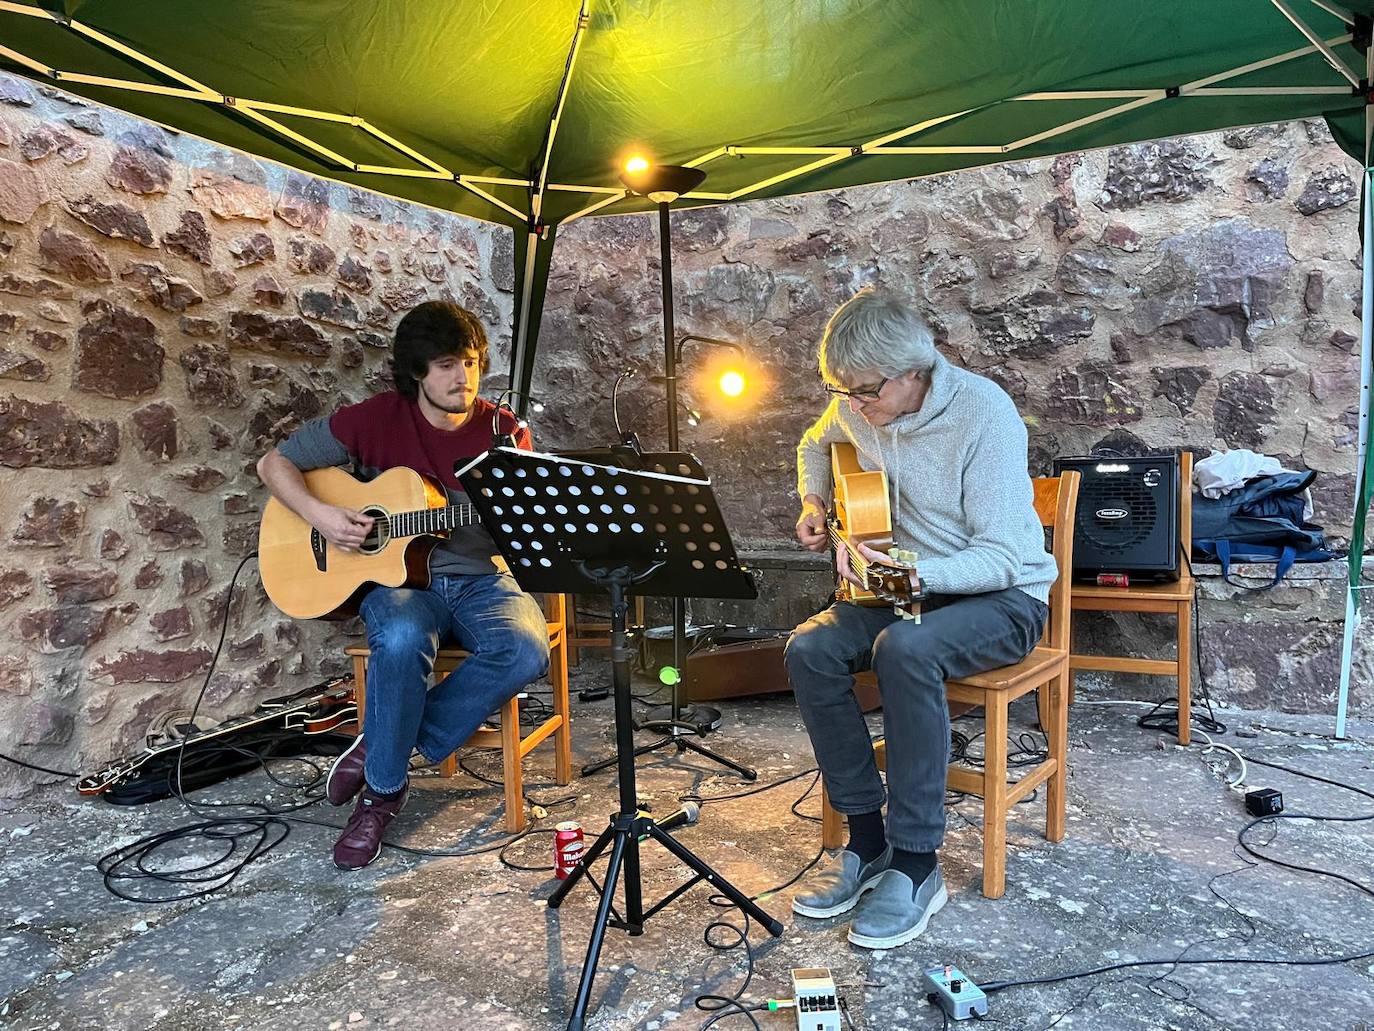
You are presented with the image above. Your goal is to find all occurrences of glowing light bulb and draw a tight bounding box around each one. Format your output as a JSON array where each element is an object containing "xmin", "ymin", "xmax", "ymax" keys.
[
  {"xmin": 718, "ymin": 369, "xmax": 746, "ymax": 397},
  {"xmin": 624, "ymin": 154, "xmax": 650, "ymax": 175}
]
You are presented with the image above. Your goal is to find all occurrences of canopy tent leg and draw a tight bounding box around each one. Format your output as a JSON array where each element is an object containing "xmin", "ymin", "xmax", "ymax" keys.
[
  {"xmin": 1337, "ymin": 165, "xmax": 1372, "ymax": 739},
  {"xmin": 1336, "ymin": 44, "xmax": 1374, "ymax": 739},
  {"xmin": 509, "ymin": 226, "xmax": 558, "ymax": 416}
]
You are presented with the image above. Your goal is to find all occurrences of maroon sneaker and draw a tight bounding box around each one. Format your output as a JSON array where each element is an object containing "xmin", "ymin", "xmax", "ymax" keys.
[
  {"xmin": 333, "ymin": 781, "xmax": 408, "ymax": 870},
  {"xmin": 325, "ymin": 735, "xmax": 366, "ymax": 806}
]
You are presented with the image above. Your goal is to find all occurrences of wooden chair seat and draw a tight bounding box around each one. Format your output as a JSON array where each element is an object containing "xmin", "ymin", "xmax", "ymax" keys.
[
  {"xmin": 947, "ymin": 645, "xmax": 1067, "ymax": 695},
  {"xmin": 819, "ymin": 471, "xmax": 1081, "ymax": 899},
  {"xmin": 1069, "ymin": 451, "xmax": 1196, "ymax": 744},
  {"xmin": 1070, "ymin": 572, "xmax": 1194, "ymax": 605},
  {"xmin": 343, "ymin": 593, "xmax": 571, "ymax": 833}
]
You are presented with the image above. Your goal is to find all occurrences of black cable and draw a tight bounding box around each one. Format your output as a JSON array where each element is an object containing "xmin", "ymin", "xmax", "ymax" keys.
[
  {"xmin": 1234, "ymin": 754, "xmax": 1374, "ymax": 898},
  {"xmin": 693, "ymin": 772, "xmax": 828, "ymax": 1029},
  {"xmin": 1134, "ymin": 555, "xmax": 1226, "ymax": 737},
  {"xmin": 979, "ymin": 750, "xmax": 1374, "ymax": 1001},
  {"xmin": 96, "ymin": 553, "xmax": 304, "ymax": 902},
  {"xmin": 93, "ymin": 551, "xmax": 581, "ymax": 900},
  {"xmin": 0, "ymin": 750, "xmax": 78, "ymax": 778},
  {"xmin": 455, "ymin": 753, "xmax": 578, "ymax": 820},
  {"xmin": 695, "ymin": 910, "xmax": 767, "ymax": 1030},
  {"xmin": 682, "ymin": 767, "xmax": 820, "ymax": 806}
]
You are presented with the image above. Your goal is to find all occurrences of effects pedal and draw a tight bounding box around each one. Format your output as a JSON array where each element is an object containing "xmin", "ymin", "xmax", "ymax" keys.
[
  {"xmin": 923, "ymin": 964, "xmax": 988, "ymax": 1020},
  {"xmin": 790, "ymin": 968, "xmax": 842, "ymax": 1031}
]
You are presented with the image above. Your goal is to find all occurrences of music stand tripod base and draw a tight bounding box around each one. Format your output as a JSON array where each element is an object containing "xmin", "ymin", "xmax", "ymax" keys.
[
  {"xmin": 580, "ymin": 705, "xmax": 756, "ymax": 780},
  {"xmin": 456, "ymin": 448, "xmax": 779, "ymax": 1031}
]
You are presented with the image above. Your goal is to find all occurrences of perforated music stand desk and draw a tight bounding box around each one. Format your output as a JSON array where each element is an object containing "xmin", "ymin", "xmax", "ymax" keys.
[
  {"xmin": 551, "ymin": 446, "xmax": 757, "ymax": 779},
  {"xmin": 457, "ymin": 447, "xmax": 778, "ymax": 1031}
]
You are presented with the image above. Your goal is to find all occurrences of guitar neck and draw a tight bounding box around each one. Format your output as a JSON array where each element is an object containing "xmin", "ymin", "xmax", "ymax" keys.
[
  {"xmin": 389, "ymin": 503, "xmax": 480, "ymax": 538},
  {"xmin": 828, "ymin": 525, "xmax": 875, "ymax": 577}
]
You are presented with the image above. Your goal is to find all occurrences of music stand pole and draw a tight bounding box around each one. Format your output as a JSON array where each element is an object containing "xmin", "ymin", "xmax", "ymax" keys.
[{"xmin": 455, "ymin": 448, "xmax": 783, "ymax": 1031}]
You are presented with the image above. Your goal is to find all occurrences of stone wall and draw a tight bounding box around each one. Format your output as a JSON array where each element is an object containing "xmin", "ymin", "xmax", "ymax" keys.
[
  {"xmin": 2, "ymin": 69, "xmax": 1369, "ymax": 797},
  {"xmin": 532, "ymin": 120, "xmax": 1371, "ymax": 719},
  {"xmin": 0, "ymin": 77, "xmax": 512, "ymax": 798}
]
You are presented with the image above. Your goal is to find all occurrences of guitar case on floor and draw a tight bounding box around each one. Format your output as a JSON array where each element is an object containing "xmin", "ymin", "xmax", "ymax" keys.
[{"xmin": 101, "ymin": 730, "xmax": 354, "ymax": 806}]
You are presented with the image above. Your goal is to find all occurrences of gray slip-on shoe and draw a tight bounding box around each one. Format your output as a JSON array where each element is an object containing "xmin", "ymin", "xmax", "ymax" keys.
[
  {"xmin": 792, "ymin": 844, "xmax": 893, "ymax": 919},
  {"xmin": 847, "ymin": 865, "xmax": 947, "ymax": 949}
]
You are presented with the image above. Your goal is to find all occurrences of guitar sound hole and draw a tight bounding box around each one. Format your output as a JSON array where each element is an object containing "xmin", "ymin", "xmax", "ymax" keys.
[{"xmin": 358, "ymin": 506, "xmax": 391, "ymax": 555}]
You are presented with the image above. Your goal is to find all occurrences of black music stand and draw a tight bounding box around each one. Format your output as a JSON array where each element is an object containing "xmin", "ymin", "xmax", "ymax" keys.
[
  {"xmin": 456, "ymin": 447, "xmax": 782, "ymax": 1031},
  {"xmin": 555, "ymin": 445, "xmax": 756, "ymax": 781}
]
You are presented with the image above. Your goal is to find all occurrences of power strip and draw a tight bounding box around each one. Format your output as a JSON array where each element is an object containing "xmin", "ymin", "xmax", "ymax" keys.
[
  {"xmin": 790, "ymin": 968, "xmax": 842, "ymax": 1031},
  {"xmin": 923, "ymin": 964, "xmax": 988, "ymax": 1020}
]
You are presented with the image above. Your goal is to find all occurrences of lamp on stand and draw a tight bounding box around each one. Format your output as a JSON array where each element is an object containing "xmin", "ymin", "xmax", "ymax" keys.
[{"xmin": 580, "ymin": 160, "xmax": 757, "ymax": 781}]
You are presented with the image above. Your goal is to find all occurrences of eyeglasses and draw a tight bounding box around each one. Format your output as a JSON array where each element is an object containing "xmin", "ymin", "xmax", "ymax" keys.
[{"xmin": 823, "ymin": 377, "xmax": 889, "ymax": 403}]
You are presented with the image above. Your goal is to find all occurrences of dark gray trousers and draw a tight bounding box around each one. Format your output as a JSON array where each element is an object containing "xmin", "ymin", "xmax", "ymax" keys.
[{"xmin": 784, "ymin": 588, "xmax": 1048, "ymax": 852}]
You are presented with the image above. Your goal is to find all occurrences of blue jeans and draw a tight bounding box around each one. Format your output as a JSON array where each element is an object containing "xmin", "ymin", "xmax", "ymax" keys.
[
  {"xmin": 785, "ymin": 589, "xmax": 1048, "ymax": 853},
  {"xmin": 357, "ymin": 574, "xmax": 550, "ymax": 794}
]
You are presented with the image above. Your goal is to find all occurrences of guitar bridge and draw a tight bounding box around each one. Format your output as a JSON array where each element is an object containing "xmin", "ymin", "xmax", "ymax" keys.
[{"xmin": 311, "ymin": 528, "xmax": 327, "ymax": 572}]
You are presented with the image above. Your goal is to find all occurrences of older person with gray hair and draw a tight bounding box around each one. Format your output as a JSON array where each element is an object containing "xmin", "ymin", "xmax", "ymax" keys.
[{"xmin": 786, "ymin": 288, "xmax": 1056, "ymax": 948}]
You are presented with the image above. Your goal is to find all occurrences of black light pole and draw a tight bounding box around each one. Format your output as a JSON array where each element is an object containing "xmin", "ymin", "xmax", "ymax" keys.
[{"xmin": 605, "ymin": 162, "xmax": 756, "ymax": 781}]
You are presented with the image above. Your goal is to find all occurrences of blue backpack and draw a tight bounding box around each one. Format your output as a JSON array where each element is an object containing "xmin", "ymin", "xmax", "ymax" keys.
[{"xmin": 1191, "ymin": 471, "xmax": 1339, "ymax": 588}]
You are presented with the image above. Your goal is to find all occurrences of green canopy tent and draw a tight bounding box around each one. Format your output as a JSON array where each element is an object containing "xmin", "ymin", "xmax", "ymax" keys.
[{"xmin": 1, "ymin": 0, "xmax": 1371, "ymax": 733}]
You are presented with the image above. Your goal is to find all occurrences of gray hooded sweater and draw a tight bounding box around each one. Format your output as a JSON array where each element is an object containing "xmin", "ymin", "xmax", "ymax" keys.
[{"xmin": 797, "ymin": 353, "xmax": 1057, "ymax": 605}]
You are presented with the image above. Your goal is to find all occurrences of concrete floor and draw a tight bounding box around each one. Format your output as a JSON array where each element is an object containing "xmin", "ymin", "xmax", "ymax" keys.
[{"xmin": 2, "ymin": 661, "xmax": 1373, "ymax": 1031}]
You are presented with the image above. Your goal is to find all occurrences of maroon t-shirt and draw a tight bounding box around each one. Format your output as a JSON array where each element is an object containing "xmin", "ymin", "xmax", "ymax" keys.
[{"xmin": 277, "ymin": 391, "xmax": 530, "ymax": 576}]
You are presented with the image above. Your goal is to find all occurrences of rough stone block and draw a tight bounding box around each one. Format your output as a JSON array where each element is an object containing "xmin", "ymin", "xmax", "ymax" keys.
[{"xmin": 73, "ymin": 300, "xmax": 162, "ymax": 399}]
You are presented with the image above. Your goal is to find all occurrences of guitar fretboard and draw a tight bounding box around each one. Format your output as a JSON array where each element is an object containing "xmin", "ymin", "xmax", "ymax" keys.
[{"xmin": 388, "ymin": 504, "xmax": 480, "ymax": 539}]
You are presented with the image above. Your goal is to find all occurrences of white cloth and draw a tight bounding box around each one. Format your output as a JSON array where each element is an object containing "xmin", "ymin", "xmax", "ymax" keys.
[
  {"xmin": 1193, "ymin": 448, "xmax": 1313, "ymax": 520},
  {"xmin": 1194, "ymin": 449, "xmax": 1282, "ymax": 498}
]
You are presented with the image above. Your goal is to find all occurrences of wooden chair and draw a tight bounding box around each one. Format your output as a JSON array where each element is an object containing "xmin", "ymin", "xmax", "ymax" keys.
[
  {"xmin": 344, "ymin": 593, "xmax": 571, "ymax": 833},
  {"xmin": 819, "ymin": 471, "xmax": 1080, "ymax": 899},
  {"xmin": 1068, "ymin": 451, "xmax": 1195, "ymax": 745},
  {"xmin": 565, "ymin": 596, "xmax": 646, "ymax": 666}
]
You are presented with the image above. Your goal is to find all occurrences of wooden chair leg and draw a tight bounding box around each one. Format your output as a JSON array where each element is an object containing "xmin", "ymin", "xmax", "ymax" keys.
[
  {"xmin": 549, "ymin": 633, "xmax": 573, "ymax": 787},
  {"xmin": 1176, "ymin": 599, "xmax": 1192, "ymax": 746},
  {"xmin": 981, "ymin": 695, "xmax": 1009, "ymax": 899},
  {"xmin": 500, "ymin": 696, "xmax": 525, "ymax": 833},
  {"xmin": 1045, "ymin": 673, "xmax": 1068, "ymax": 843},
  {"xmin": 1067, "ymin": 665, "xmax": 1077, "ymax": 706},
  {"xmin": 437, "ymin": 752, "xmax": 458, "ymax": 778},
  {"xmin": 565, "ymin": 600, "xmax": 582, "ymax": 667},
  {"xmin": 350, "ymin": 655, "xmax": 368, "ymax": 736},
  {"xmin": 820, "ymin": 782, "xmax": 844, "ymax": 850}
]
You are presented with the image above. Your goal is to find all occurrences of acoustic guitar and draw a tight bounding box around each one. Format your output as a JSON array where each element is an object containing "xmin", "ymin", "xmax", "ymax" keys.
[
  {"xmin": 258, "ymin": 466, "xmax": 479, "ymax": 620},
  {"xmin": 829, "ymin": 442, "xmax": 923, "ymax": 621}
]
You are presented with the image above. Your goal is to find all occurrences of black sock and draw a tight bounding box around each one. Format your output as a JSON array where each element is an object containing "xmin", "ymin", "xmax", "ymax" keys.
[
  {"xmin": 844, "ymin": 810, "xmax": 886, "ymax": 862},
  {"xmin": 890, "ymin": 848, "xmax": 937, "ymax": 883}
]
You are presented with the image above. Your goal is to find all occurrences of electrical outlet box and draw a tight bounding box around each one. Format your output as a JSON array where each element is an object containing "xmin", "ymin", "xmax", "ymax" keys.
[
  {"xmin": 923, "ymin": 964, "xmax": 988, "ymax": 1020},
  {"xmin": 791, "ymin": 967, "xmax": 842, "ymax": 1031}
]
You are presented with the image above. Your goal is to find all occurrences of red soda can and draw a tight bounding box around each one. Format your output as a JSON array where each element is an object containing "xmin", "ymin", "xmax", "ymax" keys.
[
  {"xmin": 554, "ymin": 821, "xmax": 585, "ymax": 879},
  {"xmin": 1096, "ymin": 573, "xmax": 1129, "ymax": 587}
]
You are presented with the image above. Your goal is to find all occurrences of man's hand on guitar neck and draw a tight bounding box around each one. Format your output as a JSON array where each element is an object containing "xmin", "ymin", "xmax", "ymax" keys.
[
  {"xmin": 834, "ymin": 538, "xmax": 865, "ymax": 589},
  {"xmin": 312, "ymin": 503, "xmax": 375, "ymax": 552},
  {"xmin": 796, "ymin": 493, "xmax": 828, "ymax": 552}
]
